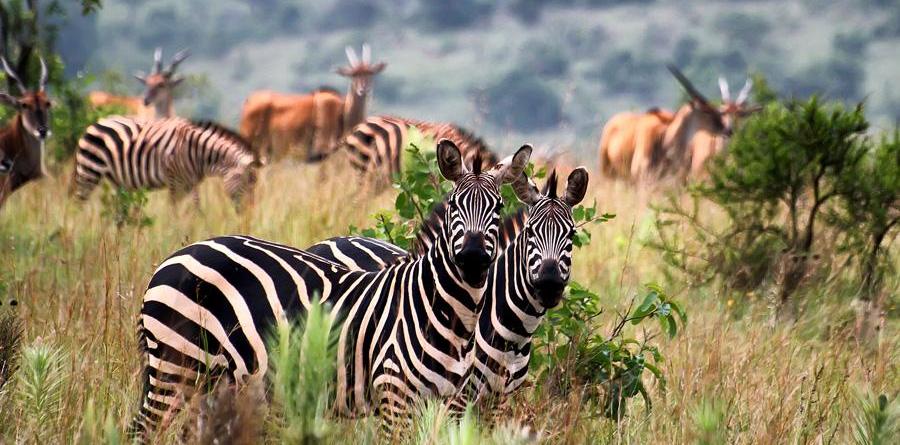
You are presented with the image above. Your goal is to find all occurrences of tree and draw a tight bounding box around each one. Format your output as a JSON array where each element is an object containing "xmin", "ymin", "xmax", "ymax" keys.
[
  {"xmin": 829, "ymin": 132, "xmax": 900, "ymax": 340},
  {"xmin": 654, "ymin": 97, "xmax": 870, "ymax": 318}
]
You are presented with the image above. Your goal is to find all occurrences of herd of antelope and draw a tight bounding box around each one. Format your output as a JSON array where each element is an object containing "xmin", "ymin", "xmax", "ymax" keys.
[{"xmin": 0, "ymin": 43, "xmax": 760, "ymax": 211}]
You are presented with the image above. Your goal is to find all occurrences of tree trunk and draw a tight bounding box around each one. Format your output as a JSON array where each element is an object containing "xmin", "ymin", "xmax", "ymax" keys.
[{"xmin": 855, "ymin": 230, "xmax": 888, "ymax": 344}]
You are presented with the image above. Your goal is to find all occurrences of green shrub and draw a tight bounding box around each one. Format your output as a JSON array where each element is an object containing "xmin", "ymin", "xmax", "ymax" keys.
[
  {"xmin": 653, "ymin": 97, "xmax": 871, "ymax": 317},
  {"xmin": 482, "ymin": 70, "xmax": 563, "ymax": 131}
]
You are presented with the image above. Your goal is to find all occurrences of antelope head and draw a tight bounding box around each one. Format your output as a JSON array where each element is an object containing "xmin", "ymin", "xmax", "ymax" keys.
[
  {"xmin": 667, "ymin": 65, "xmax": 759, "ymax": 138},
  {"xmin": 134, "ymin": 47, "xmax": 190, "ymax": 107},
  {"xmin": 336, "ymin": 43, "xmax": 387, "ymax": 96},
  {"xmin": 0, "ymin": 56, "xmax": 51, "ymax": 140}
]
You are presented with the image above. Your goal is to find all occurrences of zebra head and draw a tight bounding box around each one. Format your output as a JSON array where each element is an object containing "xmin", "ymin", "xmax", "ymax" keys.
[
  {"xmin": 437, "ymin": 139, "xmax": 532, "ymax": 288},
  {"xmin": 513, "ymin": 167, "xmax": 589, "ymax": 308}
]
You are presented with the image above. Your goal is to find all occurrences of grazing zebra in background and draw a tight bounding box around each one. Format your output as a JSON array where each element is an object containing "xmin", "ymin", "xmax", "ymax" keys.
[
  {"xmin": 308, "ymin": 168, "xmax": 590, "ymax": 409},
  {"xmin": 73, "ymin": 116, "xmax": 259, "ymax": 206},
  {"xmin": 339, "ymin": 116, "xmax": 498, "ymax": 184},
  {"xmin": 130, "ymin": 140, "xmax": 532, "ymax": 438}
]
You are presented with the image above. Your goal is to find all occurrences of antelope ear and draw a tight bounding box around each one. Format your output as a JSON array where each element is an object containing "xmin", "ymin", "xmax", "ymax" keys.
[
  {"xmin": 169, "ymin": 76, "xmax": 185, "ymax": 87},
  {"xmin": 512, "ymin": 172, "xmax": 540, "ymax": 205},
  {"xmin": 0, "ymin": 93, "xmax": 19, "ymax": 109},
  {"xmin": 436, "ymin": 138, "xmax": 466, "ymax": 182},
  {"xmin": 371, "ymin": 62, "xmax": 387, "ymax": 74},
  {"xmin": 490, "ymin": 144, "xmax": 532, "ymax": 185},
  {"xmin": 562, "ymin": 167, "xmax": 589, "ymax": 207},
  {"xmin": 133, "ymin": 72, "xmax": 147, "ymax": 83}
]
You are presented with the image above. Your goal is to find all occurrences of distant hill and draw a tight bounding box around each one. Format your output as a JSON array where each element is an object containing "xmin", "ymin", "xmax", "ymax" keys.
[{"xmin": 66, "ymin": 0, "xmax": 900, "ymax": 159}]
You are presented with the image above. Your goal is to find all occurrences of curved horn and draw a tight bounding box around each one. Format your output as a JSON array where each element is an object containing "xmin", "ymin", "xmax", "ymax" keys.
[
  {"xmin": 667, "ymin": 64, "xmax": 711, "ymax": 107},
  {"xmin": 362, "ymin": 43, "xmax": 371, "ymax": 64},
  {"xmin": 345, "ymin": 45, "xmax": 360, "ymax": 67},
  {"xmin": 39, "ymin": 57, "xmax": 48, "ymax": 91},
  {"xmin": 1, "ymin": 57, "xmax": 26, "ymax": 94},
  {"xmin": 736, "ymin": 77, "xmax": 753, "ymax": 105},
  {"xmin": 718, "ymin": 76, "xmax": 730, "ymax": 102},
  {"xmin": 152, "ymin": 47, "xmax": 163, "ymax": 74},
  {"xmin": 166, "ymin": 48, "xmax": 191, "ymax": 75}
]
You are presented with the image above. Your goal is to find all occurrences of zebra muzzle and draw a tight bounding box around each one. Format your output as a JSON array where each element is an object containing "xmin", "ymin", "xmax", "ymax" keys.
[{"xmin": 455, "ymin": 232, "xmax": 491, "ymax": 287}]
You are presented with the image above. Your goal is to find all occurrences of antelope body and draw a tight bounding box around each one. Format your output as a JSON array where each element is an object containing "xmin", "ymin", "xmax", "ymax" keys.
[
  {"xmin": 239, "ymin": 44, "xmax": 386, "ymax": 163},
  {"xmin": 0, "ymin": 57, "xmax": 50, "ymax": 209},
  {"xmin": 598, "ymin": 66, "xmax": 758, "ymax": 183}
]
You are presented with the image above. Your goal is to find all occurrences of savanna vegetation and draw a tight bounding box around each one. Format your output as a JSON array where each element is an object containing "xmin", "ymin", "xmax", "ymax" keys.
[{"xmin": 0, "ymin": 0, "xmax": 897, "ymax": 444}]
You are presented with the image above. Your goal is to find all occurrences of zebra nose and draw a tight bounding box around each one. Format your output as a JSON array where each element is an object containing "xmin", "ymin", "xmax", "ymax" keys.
[
  {"xmin": 455, "ymin": 231, "xmax": 491, "ymax": 280},
  {"xmin": 534, "ymin": 259, "xmax": 566, "ymax": 308}
]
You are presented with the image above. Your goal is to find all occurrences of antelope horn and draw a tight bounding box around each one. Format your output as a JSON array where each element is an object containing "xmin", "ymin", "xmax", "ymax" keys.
[
  {"xmin": 166, "ymin": 48, "xmax": 191, "ymax": 75},
  {"xmin": 718, "ymin": 76, "xmax": 730, "ymax": 102},
  {"xmin": 152, "ymin": 47, "xmax": 163, "ymax": 74},
  {"xmin": 667, "ymin": 64, "xmax": 712, "ymax": 108},
  {"xmin": 736, "ymin": 77, "xmax": 753, "ymax": 105},
  {"xmin": 362, "ymin": 43, "xmax": 371, "ymax": 64},
  {"xmin": 345, "ymin": 45, "xmax": 359, "ymax": 66},
  {"xmin": 1, "ymin": 57, "xmax": 26, "ymax": 94},
  {"xmin": 39, "ymin": 57, "xmax": 48, "ymax": 92}
]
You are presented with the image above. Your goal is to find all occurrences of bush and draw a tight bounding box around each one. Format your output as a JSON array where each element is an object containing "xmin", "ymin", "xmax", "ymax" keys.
[
  {"xmin": 481, "ymin": 70, "xmax": 563, "ymax": 131},
  {"xmin": 594, "ymin": 50, "xmax": 660, "ymax": 98},
  {"xmin": 416, "ymin": 0, "xmax": 495, "ymax": 30},
  {"xmin": 714, "ymin": 12, "xmax": 772, "ymax": 51},
  {"xmin": 653, "ymin": 97, "xmax": 871, "ymax": 317},
  {"xmin": 519, "ymin": 40, "xmax": 570, "ymax": 78}
]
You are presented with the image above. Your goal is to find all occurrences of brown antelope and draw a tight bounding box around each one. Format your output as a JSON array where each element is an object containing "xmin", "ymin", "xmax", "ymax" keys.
[
  {"xmin": 239, "ymin": 44, "xmax": 386, "ymax": 163},
  {"xmin": 88, "ymin": 47, "xmax": 190, "ymax": 119},
  {"xmin": 0, "ymin": 56, "xmax": 51, "ymax": 209},
  {"xmin": 598, "ymin": 66, "xmax": 758, "ymax": 183},
  {"xmin": 661, "ymin": 65, "xmax": 759, "ymax": 178}
]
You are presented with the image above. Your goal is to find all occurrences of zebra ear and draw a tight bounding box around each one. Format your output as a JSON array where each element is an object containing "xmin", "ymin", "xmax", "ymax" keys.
[
  {"xmin": 490, "ymin": 144, "xmax": 532, "ymax": 185},
  {"xmin": 562, "ymin": 167, "xmax": 589, "ymax": 207},
  {"xmin": 512, "ymin": 172, "xmax": 540, "ymax": 205},
  {"xmin": 436, "ymin": 138, "xmax": 467, "ymax": 182}
]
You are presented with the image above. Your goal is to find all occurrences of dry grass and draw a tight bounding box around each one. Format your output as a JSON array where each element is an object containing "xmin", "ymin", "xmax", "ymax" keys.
[{"xmin": 0, "ymin": 158, "xmax": 896, "ymax": 444}]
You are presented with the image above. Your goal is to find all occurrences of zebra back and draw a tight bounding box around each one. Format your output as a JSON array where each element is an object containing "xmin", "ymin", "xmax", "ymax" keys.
[{"xmin": 340, "ymin": 116, "xmax": 497, "ymax": 182}]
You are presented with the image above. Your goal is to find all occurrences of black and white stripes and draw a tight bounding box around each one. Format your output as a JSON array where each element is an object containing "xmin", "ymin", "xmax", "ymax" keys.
[
  {"xmin": 340, "ymin": 116, "xmax": 498, "ymax": 183},
  {"xmin": 130, "ymin": 140, "xmax": 532, "ymax": 438},
  {"xmin": 73, "ymin": 116, "xmax": 259, "ymax": 205},
  {"xmin": 307, "ymin": 168, "xmax": 590, "ymax": 408}
]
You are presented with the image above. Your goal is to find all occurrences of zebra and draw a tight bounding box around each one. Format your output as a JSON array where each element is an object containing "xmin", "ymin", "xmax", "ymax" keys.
[
  {"xmin": 73, "ymin": 116, "xmax": 260, "ymax": 206},
  {"xmin": 307, "ymin": 168, "xmax": 590, "ymax": 409},
  {"xmin": 338, "ymin": 116, "xmax": 499, "ymax": 184},
  {"xmin": 130, "ymin": 140, "xmax": 532, "ymax": 438}
]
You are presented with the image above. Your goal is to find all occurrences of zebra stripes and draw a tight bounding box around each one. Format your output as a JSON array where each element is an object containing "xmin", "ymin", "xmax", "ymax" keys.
[
  {"xmin": 130, "ymin": 140, "xmax": 532, "ymax": 438},
  {"xmin": 340, "ymin": 116, "xmax": 498, "ymax": 183},
  {"xmin": 307, "ymin": 168, "xmax": 590, "ymax": 408},
  {"xmin": 73, "ymin": 116, "xmax": 259, "ymax": 205}
]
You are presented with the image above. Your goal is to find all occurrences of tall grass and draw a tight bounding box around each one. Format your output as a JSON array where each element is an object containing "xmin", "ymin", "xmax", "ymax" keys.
[{"xmin": 0, "ymin": 157, "xmax": 895, "ymax": 443}]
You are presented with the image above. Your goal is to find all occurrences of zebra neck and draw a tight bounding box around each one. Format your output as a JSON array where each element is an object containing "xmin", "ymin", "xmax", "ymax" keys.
[
  {"xmin": 489, "ymin": 233, "xmax": 546, "ymax": 341},
  {"xmin": 418, "ymin": 227, "xmax": 482, "ymax": 335}
]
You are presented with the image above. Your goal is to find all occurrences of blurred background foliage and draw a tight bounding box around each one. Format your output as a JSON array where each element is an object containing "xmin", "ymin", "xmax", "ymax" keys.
[{"xmin": 10, "ymin": 0, "xmax": 900, "ymax": 157}]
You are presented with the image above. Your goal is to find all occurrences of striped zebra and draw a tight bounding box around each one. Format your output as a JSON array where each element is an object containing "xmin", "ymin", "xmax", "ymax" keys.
[
  {"xmin": 339, "ymin": 116, "xmax": 498, "ymax": 183},
  {"xmin": 73, "ymin": 116, "xmax": 259, "ymax": 206},
  {"xmin": 130, "ymin": 140, "xmax": 532, "ymax": 438},
  {"xmin": 308, "ymin": 168, "xmax": 589, "ymax": 408}
]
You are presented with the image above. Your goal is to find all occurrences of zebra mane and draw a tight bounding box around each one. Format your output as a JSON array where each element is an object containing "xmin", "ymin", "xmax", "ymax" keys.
[
  {"xmin": 454, "ymin": 125, "xmax": 498, "ymax": 167},
  {"xmin": 189, "ymin": 120, "xmax": 252, "ymax": 149},
  {"xmin": 543, "ymin": 170, "xmax": 559, "ymax": 199}
]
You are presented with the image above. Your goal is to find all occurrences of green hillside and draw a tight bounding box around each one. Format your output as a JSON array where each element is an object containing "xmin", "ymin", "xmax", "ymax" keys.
[{"xmin": 60, "ymin": 0, "xmax": 900, "ymax": 158}]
